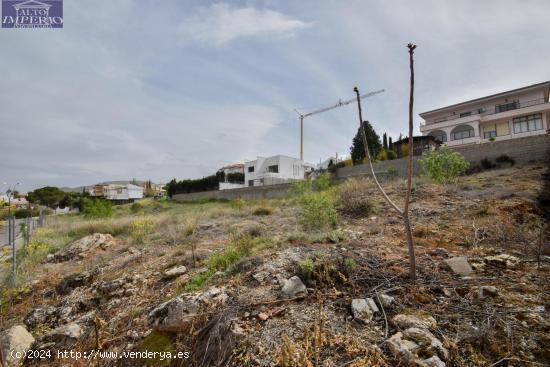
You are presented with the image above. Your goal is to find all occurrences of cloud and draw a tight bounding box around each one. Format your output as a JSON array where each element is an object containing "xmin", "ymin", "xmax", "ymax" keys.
[{"xmin": 178, "ymin": 3, "xmax": 311, "ymax": 45}]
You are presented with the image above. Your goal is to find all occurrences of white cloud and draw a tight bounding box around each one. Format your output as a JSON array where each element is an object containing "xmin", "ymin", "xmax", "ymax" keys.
[{"xmin": 179, "ymin": 3, "xmax": 311, "ymax": 45}]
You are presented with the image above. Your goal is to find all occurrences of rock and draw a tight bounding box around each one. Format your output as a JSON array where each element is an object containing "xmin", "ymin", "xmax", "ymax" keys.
[
  {"xmin": 24, "ymin": 307, "xmax": 58, "ymax": 329},
  {"xmin": 258, "ymin": 312, "xmax": 269, "ymax": 321},
  {"xmin": 148, "ymin": 287, "xmax": 228, "ymax": 329},
  {"xmin": 479, "ymin": 286, "xmax": 498, "ymax": 298},
  {"xmin": 484, "ymin": 254, "xmax": 520, "ymax": 269},
  {"xmin": 127, "ymin": 246, "xmax": 140, "ymax": 255},
  {"xmin": 378, "ymin": 294, "xmax": 395, "ymax": 308},
  {"xmin": 51, "ymin": 233, "xmax": 115, "ymax": 262},
  {"xmin": 393, "ymin": 313, "xmax": 437, "ymax": 330},
  {"xmin": 0, "ymin": 325, "xmax": 35, "ymax": 367},
  {"xmin": 56, "ymin": 271, "xmax": 95, "ymax": 295},
  {"xmin": 281, "ymin": 276, "xmax": 307, "ymax": 299},
  {"xmin": 163, "ymin": 265, "xmax": 187, "ymax": 279},
  {"xmin": 444, "ymin": 257, "xmax": 473, "ymax": 276},
  {"xmin": 93, "ymin": 276, "xmax": 135, "ymax": 299},
  {"xmin": 42, "ymin": 323, "xmax": 83, "ymax": 348},
  {"xmin": 387, "ymin": 327, "xmax": 448, "ymax": 366},
  {"xmin": 429, "ymin": 248, "xmax": 449, "ymax": 258},
  {"xmin": 351, "ymin": 298, "xmax": 379, "ymax": 323},
  {"xmin": 252, "ymin": 271, "xmax": 269, "ymax": 283},
  {"xmin": 45, "ymin": 254, "xmax": 55, "ymax": 262}
]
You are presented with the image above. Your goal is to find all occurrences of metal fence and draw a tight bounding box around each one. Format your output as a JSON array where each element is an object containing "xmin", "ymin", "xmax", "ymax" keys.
[{"xmin": 3, "ymin": 209, "xmax": 45, "ymax": 285}]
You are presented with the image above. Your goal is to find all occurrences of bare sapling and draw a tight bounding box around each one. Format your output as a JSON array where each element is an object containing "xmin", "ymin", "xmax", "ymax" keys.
[{"xmin": 353, "ymin": 43, "xmax": 417, "ymax": 280}]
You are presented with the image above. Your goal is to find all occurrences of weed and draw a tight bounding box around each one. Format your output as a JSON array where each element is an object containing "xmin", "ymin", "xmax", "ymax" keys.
[
  {"xmin": 131, "ymin": 217, "xmax": 155, "ymax": 244},
  {"xmin": 419, "ymin": 148, "xmax": 470, "ymax": 184},
  {"xmin": 313, "ymin": 172, "xmax": 331, "ymax": 191},
  {"xmin": 300, "ymin": 192, "xmax": 338, "ymax": 229},
  {"xmin": 139, "ymin": 331, "xmax": 175, "ymax": 366},
  {"xmin": 337, "ymin": 178, "xmax": 377, "ymax": 217},
  {"xmin": 252, "ymin": 205, "xmax": 273, "ymax": 216}
]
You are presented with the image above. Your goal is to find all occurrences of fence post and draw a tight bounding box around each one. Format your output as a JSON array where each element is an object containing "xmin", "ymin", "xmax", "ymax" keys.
[{"xmin": 10, "ymin": 216, "xmax": 16, "ymax": 285}]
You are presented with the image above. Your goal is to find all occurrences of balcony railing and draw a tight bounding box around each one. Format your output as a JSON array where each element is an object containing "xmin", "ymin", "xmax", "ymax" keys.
[{"xmin": 423, "ymin": 98, "xmax": 547, "ymax": 126}]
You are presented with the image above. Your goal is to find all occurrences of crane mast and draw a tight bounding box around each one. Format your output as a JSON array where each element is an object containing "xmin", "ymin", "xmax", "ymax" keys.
[{"xmin": 296, "ymin": 89, "xmax": 384, "ymax": 160}]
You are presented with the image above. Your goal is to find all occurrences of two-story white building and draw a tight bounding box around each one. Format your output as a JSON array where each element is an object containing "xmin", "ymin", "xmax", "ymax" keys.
[
  {"xmin": 420, "ymin": 81, "xmax": 550, "ymax": 146},
  {"xmin": 219, "ymin": 163, "xmax": 245, "ymax": 190},
  {"xmin": 244, "ymin": 155, "xmax": 314, "ymax": 187},
  {"xmin": 103, "ymin": 184, "xmax": 144, "ymax": 201}
]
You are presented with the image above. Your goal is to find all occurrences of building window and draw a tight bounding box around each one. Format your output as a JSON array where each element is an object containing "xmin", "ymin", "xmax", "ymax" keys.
[
  {"xmin": 267, "ymin": 165, "xmax": 278, "ymax": 173},
  {"xmin": 495, "ymin": 101, "xmax": 518, "ymax": 113},
  {"xmin": 429, "ymin": 130, "xmax": 447, "ymax": 143},
  {"xmin": 459, "ymin": 112, "xmax": 471, "ymax": 118},
  {"xmin": 248, "ymin": 180, "xmax": 254, "ymax": 187},
  {"xmin": 248, "ymin": 166, "xmax": 254, "ymax": 173},
  {"xmin": 451, "ymin": 125, "xmax": 475, "ymax": 140},
  {"xmin": 483, "ymin": 131, "xmax": 497, "ymax": 139},
  {"xmin": 513, "ymin": 113, "xmax": 543, "ymax": 133}
]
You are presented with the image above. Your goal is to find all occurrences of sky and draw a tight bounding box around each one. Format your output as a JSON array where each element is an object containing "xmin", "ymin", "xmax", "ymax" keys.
[{"xmin": 1, "ymin": 0, "xmax": 549, "ymax": 191}]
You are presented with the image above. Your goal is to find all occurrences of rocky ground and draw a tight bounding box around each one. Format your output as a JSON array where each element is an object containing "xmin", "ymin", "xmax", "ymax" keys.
[{"xmin": 1, "ymin": 164, "xmax": 549, "ymax": 367}]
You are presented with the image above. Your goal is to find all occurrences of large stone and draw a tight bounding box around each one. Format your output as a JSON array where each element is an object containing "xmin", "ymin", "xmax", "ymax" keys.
[
  {"xmin": 378, "ymin": 294, "xmax": 395, "ymax": 308},
  {"xmin": 351, "ymin": 298, "xmax": 379, "ymax": 323},
  {"xmin": 387, "ymin": 327, "xmax": 448, "ymax": 366},
  {"xmin": 41, "ymin": 323, "xmax": 83, "ymax": 348},
  {"xmin": 484, "ymin": 254, "xmax": 520, "ymax": 269},
  {"xmin": 56, "ymin": 271, "xmax": 95, "ymax": 295},
  {"xmin": 24, "ymin": 306, "xmax": 58, "ymax": 329},
  {"xmin": 50, "ymin": 233, "xmax": 115, "ymax": 262},
  {"xmin": 163, "ymin": 265, "xmax": 188, "ymax": 279},
  {"xmin": 444, "ymin": 257, "xmax": 473, "ymax": 276},
  {"xmin": 393, "ymin": 313, "xmax": 437, "ymax": 330},
  {"xmin": 281, "ymin": 276, "xmax": 307, "ymax": 299},
  {"xmin": 0, "ymin": 325, "xmax": 35, "ymax": 367},
  {"xmin": 148, "ymin": 287, "xmax": 228, "ymax": 329}
]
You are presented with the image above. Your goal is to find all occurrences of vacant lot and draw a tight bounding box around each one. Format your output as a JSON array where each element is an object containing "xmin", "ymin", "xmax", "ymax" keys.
[{"xmin": 1, "ymin": 164, "xmax": 548, "ymax": 366}]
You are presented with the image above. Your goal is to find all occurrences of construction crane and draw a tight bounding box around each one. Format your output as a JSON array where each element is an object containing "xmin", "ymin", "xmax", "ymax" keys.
[{"xmin": 295, "ymin": 89, "xmax": 385, "ymax": 161}]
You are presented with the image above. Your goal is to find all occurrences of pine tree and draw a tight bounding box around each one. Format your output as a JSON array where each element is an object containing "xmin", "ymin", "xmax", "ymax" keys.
[
  {"xmin": 383, "ymin": 133, "xmax": 388, "ymax": 150},
  {"xmin": 350, "ymin": 120, "xmax": 382, "ymax": 164}
]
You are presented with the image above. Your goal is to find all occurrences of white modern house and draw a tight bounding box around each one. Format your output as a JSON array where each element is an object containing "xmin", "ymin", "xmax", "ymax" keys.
[
  {"xmin": 103, "ymin": 184, "xmax": 144, "ymax": 201},
  {"xmin": 420, "ymin": 81, "xmax": 550, "ymax": 146},
  {"xmin": 219, "ymin": 163, "xmax": 245, "ymax": 190},
  {"xmin": 244, "ymin": 155, "xmax": 314, "ymax": 187}
]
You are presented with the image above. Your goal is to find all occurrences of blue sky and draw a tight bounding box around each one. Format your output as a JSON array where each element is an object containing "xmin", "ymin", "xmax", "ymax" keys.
[{"xmin": 1, "ymin": 0, "xmax": 549, "ymax": 191}]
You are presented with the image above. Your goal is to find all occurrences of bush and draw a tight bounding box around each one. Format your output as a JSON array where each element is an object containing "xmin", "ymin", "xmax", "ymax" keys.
[
  {"xmin": 495, "ymin": 154, "xmax": 515, "ymax": 166},
  {"xmin": 337, "ymin": 178, "xmax": 377, "ymax": 217},
  {"xmin": 376, "ymin": 149, "xmax": 388, "ymax": 161},
  {"xmin": 386, "ymin": 166, "xmax": 398, "ymax": 180},
  {"xmin": 300, "ymin": 192, "xmax": 338, "ymax": 229},
  {"xmin": 130, "ymin": 202, "xmax": 143, "ymax": 213},
  {"xmin": 14, "ymin": 208, "xmax": 40, "ymax": 219},
  {"xmin": 131, "ymin": 217, "xmax": 155, "ymax": 244},
  {"xmin": 81, "ymin": 198, "xmax": 113, "ymax": 218},
  {"xmin": 313, "ymin": 172, "xmax": 331, "ymax": 191},
  {"xmin": 419, "ymin": 148, "xmax": 470, "ymax": 184},
  {"xmin": 292, "ymin": 179, "xmax": 312, "ymax": 195},
  {"xmin": 386, "ymin": 150, "xmax": 398, "ymax": 160},
  {"xmin": 230, "ymin": 198, "xmax": 246, "ymax": 210}
]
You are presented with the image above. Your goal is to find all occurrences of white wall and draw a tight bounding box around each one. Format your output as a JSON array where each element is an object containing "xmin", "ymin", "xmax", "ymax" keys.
[{"xmin": 244, "ymin": 155, "xmax": 313, "ymax": 186}]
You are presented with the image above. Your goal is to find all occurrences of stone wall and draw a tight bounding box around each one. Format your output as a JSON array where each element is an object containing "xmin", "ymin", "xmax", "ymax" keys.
[{"xmin": 172, "ymin": 183, "xmax": 294, "ymax": 202}]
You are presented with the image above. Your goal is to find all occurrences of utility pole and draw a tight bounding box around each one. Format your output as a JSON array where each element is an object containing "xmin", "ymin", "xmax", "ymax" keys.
[{"xmin": 295, "ymin": 89, "xmax": 384, "ymax": 161}]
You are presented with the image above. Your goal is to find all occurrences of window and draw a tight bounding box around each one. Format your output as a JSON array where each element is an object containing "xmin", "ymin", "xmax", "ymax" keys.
[
  {"xmin": 247, "ymin": 166, "xmax": 254, "ymax": 173},
  {"xmin": 513, "ymin": 114, "xmax": 543, "ymax": 133},
  {"xmin": 429, "ymin": 130, "xmax": 447, "ymax": 143},
  {"xmin": 483, "ymin": 131, "xmax": 496, "ymax": 139},
  {"xmin": 248, "ymin": 180, "xmax": 254, "ymax": 187},
  {"xmin": 459, "ymin": 112, "xmax": 472, "ymax": 118},
  {"xmin": 495, "ymin": 101, "xmax": 518, "ymax": 113},
  {"xmin": 267, "ymin": 165, "xmax": 278, "ymax": 173},
  {"xmin": 451, "ymin": 125, "xmax": 475, "ymax": 140}
]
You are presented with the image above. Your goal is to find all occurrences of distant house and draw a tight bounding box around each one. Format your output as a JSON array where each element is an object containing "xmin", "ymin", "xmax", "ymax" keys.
[
  {"xmin": 103, "ymin": 184, "xmax": 144, "ymax": 202},
  {"xmin": 219, "ymin": 163, "xmax": 245, "ymax": 190},
  {"xmin": 392, "ymin": 136, "xmax": 439, "ymax": 158},
  {"xmin": 420, "ymin": 81, "xmax": 550, "ymax": 146},
  {"xmin": 244, "ymin": 155, "xmax": 314, "ymax": 187}
]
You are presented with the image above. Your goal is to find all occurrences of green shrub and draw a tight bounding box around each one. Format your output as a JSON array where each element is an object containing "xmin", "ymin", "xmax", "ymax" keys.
[
  {"xmin": 230, "ymin": 198, "xmax": 246, "ymax": 210},
  {"xmin": 386, "ymin": 150, "xmax": 398, "ymax": 160},
  {"xmin": 131, "ymin": 217, "xmax": 155, "ymax": 244},
  {"xmin": 386, "ymin": 166, "xmax": 398, "ymax": 180},
  {"xmin": 337, "ymin": 178, "xmax": 377, "ymax": 217},
  {"xmin": 293, "ymin": 179, "xmax": 312, "ymax": 195},
  {"xmin": 14, "ymin": 208, "xmax": 40, "ymax": 219},
  {"xmin": 376, "ymin": 149, "xmax": 388, "ymax": 161},
  {"xmin": 495, "ymin": 154, "xmax": 515, "ymax": 166},
  {"xmin": 313, "ymin": 172, "xmax": 331, "ymax": 191},
  {"xmin": 300, "ymin": 192, "xmax": 338, "ymax": 229},
  {"xmin": 419, "ymin": 148, "xmax": 470, "ymax": 184},
  {"xmin": 81, "ymin": 198, "xmax": 113, "ymax": 218}
]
